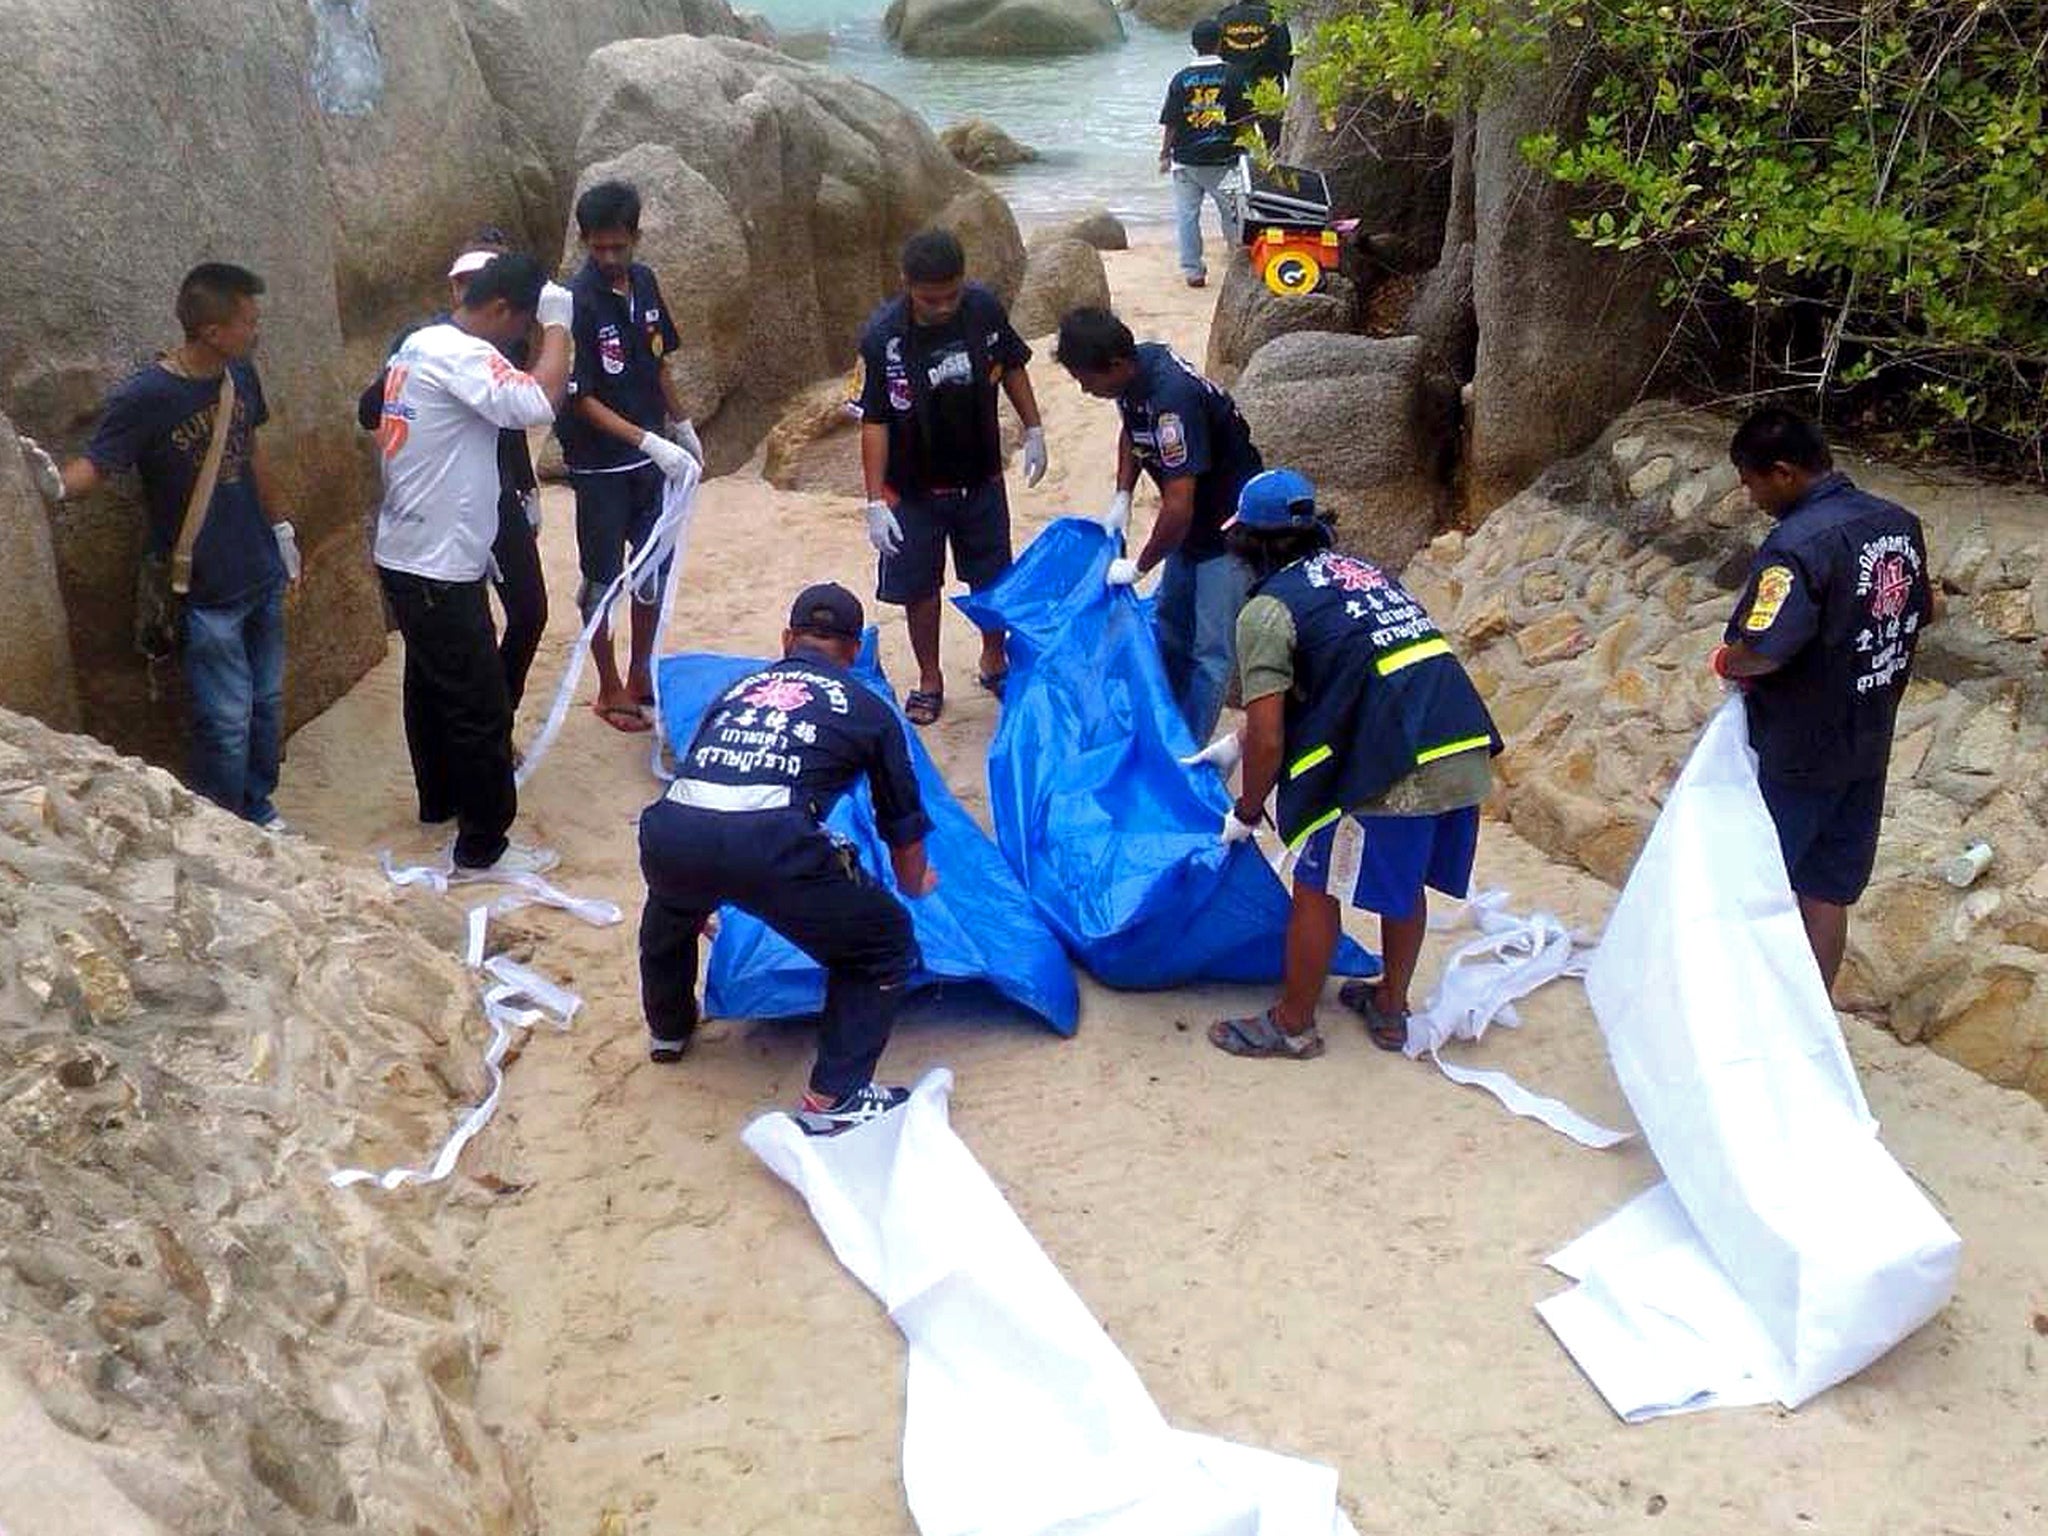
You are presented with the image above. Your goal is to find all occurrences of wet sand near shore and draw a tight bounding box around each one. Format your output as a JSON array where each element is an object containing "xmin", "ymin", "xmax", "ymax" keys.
[{"xmin": 278, "ymin": 238, "xmax": 2048, "ymax": 1536}]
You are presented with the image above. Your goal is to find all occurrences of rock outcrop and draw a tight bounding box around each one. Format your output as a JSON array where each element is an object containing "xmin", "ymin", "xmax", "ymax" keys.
[
  {"xmin": 762, "ymin": 375, "xmax": 866, "ymax": 497},
  {"xmin": 0, "ymin": 707, "xmax": 536, "ymax": 1531},
  {"xmin": 1011, "ymin": 237, "xmax": 1113, "ymax": 339},
  {"xmin": 885, "ymin": 0, "xmax": 1126, "ymax": 56},
  {"xmin": 1234, "ymin": 332, "xmax": 1459, "ymax": 567},
  {"xmin": 1403, "ymin": 405, "xmax": 2048, "ymax": 1099},
  {"xmin": 1042, "ymin": 205, "xmax": 1130, "ymax": 251},
  {"xmin": 1205, "ymin": 250, "xmax": 1361, "ymax": 384},
  {"xmin": 574, "ymin": 34, "xmax": 1026, "ymax": 468},
  {"xmin": 1127, "ymin": 0, "xmax": 1217, "ymax": 27},
  {"xmin": 0, "ymin": 422, "xmax": 78, "ymax": 729},
  {"xmin": 941, "ymin": 117, "xmax": 1041, "ymax": 171}
]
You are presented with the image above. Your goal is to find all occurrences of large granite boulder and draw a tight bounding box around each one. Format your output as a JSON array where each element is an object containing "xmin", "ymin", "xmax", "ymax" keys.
[
  {"xmin": 884, "ymin": 0, "xmax": 1126, "ymax": 56},
  {"xmin": 1010, "ymin": 236, "xmax": 1113, "ymax": 338},
  {"xmin": 1205, "ymin": 249, "xmax": 1360, "ymax": 384},
  {"xmin": 1233, "ymin": 331, "xmax": 1459, "ymax": 567},
  {"xmin": 0, "ymin": 421, "xmax": 79, "ymax": 729},
  {"xmin": 941, "ymin": 116, "xmax": 1041, "ymax": 171},
  {"xmin": 1041, "ymin": 204, "xmax": 1130, "ymax": 251},
  {"xmin": 575, "ymin": 34, "xmax": 1026, "ymax": 467},
  {"xmin": 1128, "ymin": 0, "xmax": 1216, "ymax": 26}
]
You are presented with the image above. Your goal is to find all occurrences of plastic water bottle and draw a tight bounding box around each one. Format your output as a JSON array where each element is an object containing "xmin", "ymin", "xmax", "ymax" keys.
[{"xmin": 1939, "ymin": 841, "xmax": 1993, "ymax": 889}]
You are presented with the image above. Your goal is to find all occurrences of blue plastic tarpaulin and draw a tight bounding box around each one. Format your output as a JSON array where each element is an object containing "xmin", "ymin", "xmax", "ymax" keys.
[
  {"xmin": 955, "ymin": 518, "xmax": 1380, "ymax": 988},
  {"xmin": 655, "ymin": 634, "xmax": 1079, "ymax": 1035}
]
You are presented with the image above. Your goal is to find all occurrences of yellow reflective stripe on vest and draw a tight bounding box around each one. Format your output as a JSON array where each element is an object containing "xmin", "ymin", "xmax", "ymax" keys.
[
  {"xmin": 1285, "ymin": 805, "xmax": 1343, "ymax": 852},
  {"xmin": 1415, "ymin": 733, "xmax": 1492, "ymax": 767},
  {"xmin": 1375, "ymin": 636, "xmax": 1452, "ymax": 676},
  {"xmin": 1287, "ymin": 743, "xmax": 1333, "ymax": 779}
]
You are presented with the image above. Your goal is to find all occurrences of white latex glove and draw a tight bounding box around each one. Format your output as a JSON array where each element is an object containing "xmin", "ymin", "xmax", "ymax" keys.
[
  {"xmin": 17, "ymin": 435, "xmax": 63, "ymax": 503},
  {"xmin": 1179, "ymin": 731, "xmax": 1244, "ymax": 777},
  {"xmin": 1021, "ymin": 425, "xmax": 1048, "ymax": 487},
  {"xmin": 1219, "ymin": 808, "xmax": 1258, "ymax": 846},
  {"xmin": 1105, "ymin": 556, "xmax": 1141, "ymax": 587},
  {"xmin": 521, "ymin": 489, "xmax": 541, "ymax": 532},
  {"xmin": 638, "ymin": 430, "xmax": 695, "ymax": 483},
  {"xmin": 273, "ymin": 522, "xmax": 301, "ymax": 583},
  {"xmin": 865, "ymin": 500, "xmax": 903, "ymax": 557},
  {"xmin": 1101, "ymin": 488, "xmax": 1131, "ymax": 538},
  {"xmin": 536, "ymin": 281, "xmax": 574, "ymax": 332},
  {"xmin": 669, "ymin": 418, "xmax": 705, "ymax": 467}
]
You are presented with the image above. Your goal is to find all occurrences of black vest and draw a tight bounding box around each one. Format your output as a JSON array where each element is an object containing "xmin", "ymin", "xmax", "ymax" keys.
[{"xmin": 1257, "ymin": 551, "xmax": 1500, "ymax": 846}]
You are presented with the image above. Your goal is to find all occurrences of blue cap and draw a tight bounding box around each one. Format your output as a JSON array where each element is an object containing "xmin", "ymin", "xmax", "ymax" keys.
[{"xmin": 1226, "ymin": 468, "xmax": 1319, "ymax": 531}]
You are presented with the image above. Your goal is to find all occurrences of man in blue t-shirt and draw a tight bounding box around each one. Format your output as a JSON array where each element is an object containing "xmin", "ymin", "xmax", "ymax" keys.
[
  {"xmin": 1054, "ymin": 305, "xmax": 1264, "ymax": 742},
  {"xmin": 1711, "ymin": 407, "xmax": 1940, "ymax": 993},
  {"xmin": 1159, "ymin": 19, "xmax": 1251, "ymax": 288},
  {"xmin": 16, "ymin": 263, "xmax": 300, "ymax": 830}
]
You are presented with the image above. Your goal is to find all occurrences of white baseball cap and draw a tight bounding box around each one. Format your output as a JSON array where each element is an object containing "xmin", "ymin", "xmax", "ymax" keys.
[{"xmin": 447, "ymin": 249, "xmax": 499, "ymax": 279}]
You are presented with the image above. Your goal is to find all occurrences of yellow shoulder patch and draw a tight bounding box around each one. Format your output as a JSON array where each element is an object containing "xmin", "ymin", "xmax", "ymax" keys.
[{"xmin": 1744, "ymin": 564, "xmax": 1794, "ymax": 632}]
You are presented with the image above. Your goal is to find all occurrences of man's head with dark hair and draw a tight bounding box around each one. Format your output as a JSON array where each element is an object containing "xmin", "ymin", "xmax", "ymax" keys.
[
  {"xmin": 1192, "ymin": 18, "xmax": 1222, "ymax": 53},
  {"xmin": 1054, "ymin": 306, "xmax": 1140, "ymax": 398},
  {"xmin": 447, "ymin": 227, "xmax": 515, "ymax": 303},
  {"xmin": 900, "ymin": 229, "xmax": 968, "ymax": 325},
  {"xmin": 1729, "ymin": 406, "xmax": 1833, "ymax": 518},
  {"xmin": 457, "ymin": 252, "xmax": 546, "ymax": 350},
  {"xmin": 576, "ymin": 180, "xmax": 643, "ymax": 284},
  {"xmin": 175, "ymin": 262, "xmax": 265, "ymax": 358},
  {"xmin": 783, "ymin": 582, "xmax": 864, "ymax": 666},
  {"xmin": 1225, "ymin": 520, "xmax": 1332, "ymax": 578}
]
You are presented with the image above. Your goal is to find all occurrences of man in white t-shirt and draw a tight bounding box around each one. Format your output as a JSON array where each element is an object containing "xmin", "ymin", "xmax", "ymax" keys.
[{"xmin": 372, "ymin": 252, "xmax": 572, "ymax": 875}]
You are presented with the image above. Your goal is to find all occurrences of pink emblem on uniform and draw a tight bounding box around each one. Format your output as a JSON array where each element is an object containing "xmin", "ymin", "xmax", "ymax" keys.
[
  {"xmin": 743, "ymin": 677, "xmax": 814, "ymax": 712},
  {"xmin": 1324, "ymin": 555, "xmax": 1386, "ymax": 592},
  {"xmin": 1867, "ymin": 553, "xmax": 1913, "ymax": 620}
]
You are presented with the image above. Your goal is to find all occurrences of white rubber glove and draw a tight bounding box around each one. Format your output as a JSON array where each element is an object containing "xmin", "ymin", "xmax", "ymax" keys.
[
  {"xmin": 1101, "ymin": 489, "xmax": 1131, "ymax": 538},
  {"xmin": 669, "ymin": 418, "xmax": 705, "ymax": 467},
  {"xmin": 273, "ymin": 522, "xmax": 301, "ymax": 583},
  {"xmin": 521, "ymin": 490, "xmax": 541, "ymax": 532},
  {"xmin": 1105, "ymin": 556, "xmax": 1141, "ymax": 587},
  {"xmin": 1179, "ymin": 731, "xmax": 1244, "ymax": 777},
  {"xmin": 536, "ymin": 281, "xmax": 574, "ymax": 332},
  {"xmin": 638, "ymin": 431, "xmax": 695, "ymax": 483},
  {"xmin": 865, "ymin": 500, "xmax": 904, "ymax": 557},
  {"xmin": 17, "ymin": 435, "xmax": 63, "ymax": 503},
  {"xmin": 1219, "ymin": 807, "xmax": 1259, "ymax": 846},
  {"xmin": 1021, "ymin": 425, "xmax": 1048, "ymax": 488}
]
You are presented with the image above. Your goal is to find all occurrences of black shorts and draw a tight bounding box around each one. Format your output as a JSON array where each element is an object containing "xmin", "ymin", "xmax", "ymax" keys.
[
  {"xmin": 1757, "ymin": 772, "xmax": 1887, "ymax": 905},
  {"xmin": 876, "ymin": 478, "xmax": 1012, "ymax": 605},
  {"xmin": 571, "ymin": 462, "xmax": 669, "ymax": 615}
]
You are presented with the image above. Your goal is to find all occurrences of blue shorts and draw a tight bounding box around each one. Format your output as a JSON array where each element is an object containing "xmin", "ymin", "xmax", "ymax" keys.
[
  {"xmin": 1286, "ymin": 807, "xmax": 1480, "ymax": 918},
  {"xmin": 1757, "ymin": 773, "xmax": 1886, "ymax": 905},
  {"xmin": 571, "ymin": 462, "xmax": 672, "ymax": 616}
]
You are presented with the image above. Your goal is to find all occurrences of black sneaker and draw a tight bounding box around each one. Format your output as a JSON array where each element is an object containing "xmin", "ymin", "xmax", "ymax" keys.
[
  {"xmin": 794, "ymin": 1083, "xmax": 911, "ymax": 1137},
  {"xmin": 648, "ymin": 1034, "xmax": 691, "ymax": 1064}
]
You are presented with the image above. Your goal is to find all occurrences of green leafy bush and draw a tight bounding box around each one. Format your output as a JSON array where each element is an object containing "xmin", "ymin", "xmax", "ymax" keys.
[{"xmin": 1294, "ymin": 0, "xmax": 2048, "ymax": 475}]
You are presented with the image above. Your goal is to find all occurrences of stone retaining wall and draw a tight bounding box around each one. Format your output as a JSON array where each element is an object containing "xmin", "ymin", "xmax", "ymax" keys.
[{"xmin": 1403, "ymin": 405, "xmax": 2048, "ymax": 1100}]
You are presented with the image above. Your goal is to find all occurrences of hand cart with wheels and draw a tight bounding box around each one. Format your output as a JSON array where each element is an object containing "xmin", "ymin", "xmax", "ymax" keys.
[{"xmin": 1229, "ymin": 155, "xmax": 1343, "ymax": 296}]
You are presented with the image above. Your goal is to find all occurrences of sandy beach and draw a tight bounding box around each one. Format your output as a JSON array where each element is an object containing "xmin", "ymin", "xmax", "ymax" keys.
[{"xmin": 277, "ymin": 239, "xmax": 2048, "ymax": 1536}]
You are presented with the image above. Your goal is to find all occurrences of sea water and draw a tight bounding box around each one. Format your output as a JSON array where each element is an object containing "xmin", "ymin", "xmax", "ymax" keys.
[{"xmin": 750, "ymin": 0, "xmax": 1193, "ymax": 228}]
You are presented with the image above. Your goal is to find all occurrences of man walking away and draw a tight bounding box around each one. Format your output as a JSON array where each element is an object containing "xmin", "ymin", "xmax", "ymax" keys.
[
  {"xmin": 858, "ymin": 229, "xmax": 1046, "ymax": 725},
  {"xmin": 18, "ymin": 263, "xmax": 300, "ymax": 830},
  {"xmin": 1188, "ymin": 471, "xmax": 1500, "ymax": 1060},
  {"xmin": 558, "ymin": 180, "xmax": 702, "ymax": 736},
  {"xmin": 373, "ymin": 254, "xmax": 573, "ymax": 876},
  {"xmin": 358, "ymin": 228, "xmax": 549, "ymax": 712},
  {"xmin": 1054, "ymin": 306, "xmax": 1263, "ymax": 743},
  {"xmin": 1215, "ymin": 0, "xmax": 1293, "ymax": 151},
  {"xmin": 1160, "ymin": 20, "xmax": 1252, "ymax": 288},
  {"xmin": 638, "ymin": 583, "xmax": 939, "ymax": 1135},
  {"xmin": 1712, "ymin": 408, "xmax": 1938, "ymax": 993}
]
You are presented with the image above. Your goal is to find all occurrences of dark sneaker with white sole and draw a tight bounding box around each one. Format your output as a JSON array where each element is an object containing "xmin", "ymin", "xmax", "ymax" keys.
[
  {"xmin": 648, "ymin": 1034, "xmax": 691, "ymax": 1064},
  {"xmin": 794, "ymin": 1082, "xmax": 911, "ymax": 1136}
]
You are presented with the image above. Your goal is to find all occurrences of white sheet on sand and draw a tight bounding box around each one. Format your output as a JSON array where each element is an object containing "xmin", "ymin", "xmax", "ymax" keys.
[
  {"xmin": 1540, "ymin": 699, "xmax": 1961, "ymax": 1420},
  {"xmin": 745, "ymin": 1071, "xmax": 1360, "ymax": 1536}
]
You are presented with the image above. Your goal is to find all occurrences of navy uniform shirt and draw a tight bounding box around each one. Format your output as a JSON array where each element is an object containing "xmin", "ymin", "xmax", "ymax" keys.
[
  {"xmin": 558, "ymin": 258, "xmax": 680, "ymax": 473},
  {"xmin": 1216, "ymin": 2, "xmax": 1293, "ymax": 86},
  {"xmin": 857, "ymin": 285, "xmax": 1030, "ymax": 497},
  {"xmin": 678, "ymin": 654, "xmax": 932, "ymax": 848},
  {"xmin": 1160, "ymin": 58, "xmax": 1249, "ymax": 167},
  {"xmin": 1115, "ymin": 342, "xmax": 1263, "ymax": 560},
  {"xmin": 85, "ymin": 359, "xmax": 282, "ymax": 607},
  {"xmin": 1725, "ymin": 472, "xmax": 1932, "ymax": 785}
]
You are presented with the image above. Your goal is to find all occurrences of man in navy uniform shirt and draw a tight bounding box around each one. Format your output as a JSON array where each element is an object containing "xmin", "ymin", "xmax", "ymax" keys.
[
  {"xmin": 1159, "ymin": 19, "xmax": 1252, "ymax": 287},
  {"xmin": 637, "ymin": 583, "xmax": 939, "ymax": 1135},
  {"xmin": 558, "ymin": 180, "xmax": 702, "ymax": 736},
  {"xmin": 1712, "ymin": 408, "xmax": 1939, "ymax": 992},
  {"xmin": 1055, "ymin": 305, "xmax": 1264, "ymax": 743}
]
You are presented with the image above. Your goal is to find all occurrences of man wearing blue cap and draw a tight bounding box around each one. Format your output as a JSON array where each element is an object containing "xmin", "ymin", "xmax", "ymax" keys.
[
  {"xmin": 637, "ymin": 582, "xmax": 939, "ymax": 1134},
  {"xmin": 1186, "ymin": 470, "xmax": 1501, "ymax": 1060}
]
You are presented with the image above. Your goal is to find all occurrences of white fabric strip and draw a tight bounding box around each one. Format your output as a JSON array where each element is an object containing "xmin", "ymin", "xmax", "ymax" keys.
[{"xmin": 379, "ymin": 849, "xmax": 624, "ymax": 927}]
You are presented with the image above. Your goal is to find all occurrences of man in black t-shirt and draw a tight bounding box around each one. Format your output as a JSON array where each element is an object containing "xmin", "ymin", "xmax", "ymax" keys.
[
  {"xmin": 856, "ymin": 229, "xmax": 1046, "ymax": 726},
  {"xmin": 638, "ymin": 583, "xmax": 938, "ymax": 1135},
  {"xmin": 1214, "ymin": 1, "xmax": 1293, "ymax": 150},
  {"xmin": 1160, "ymin": 20, "xmax": 1251, "ymax": 288},
  {"xmin": 1712, "ymin": 408, "xmax": 1939, "ymax": 992},
  {"xmin": 17, "ymin": 263, "xmax": 300, "ymax": 830}
]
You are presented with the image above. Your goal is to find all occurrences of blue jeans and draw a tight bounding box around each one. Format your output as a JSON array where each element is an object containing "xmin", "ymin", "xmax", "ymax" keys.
[
  {"xmin": 1172, "ymin": 162, "xmax": 1238, "ymax": 279},
  {"xmin": 1155, "ymin": 550, "xmax": 1250, "ymax": 745},
  {"xmin": 181, "ymin": 580, "xmax": 285, "ymax": 825}
]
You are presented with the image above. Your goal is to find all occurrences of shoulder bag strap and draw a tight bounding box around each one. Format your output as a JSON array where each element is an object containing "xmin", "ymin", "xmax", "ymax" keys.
[{"xmin": 169, "ymin": 366, "xmax": 237, "ymax": 597}]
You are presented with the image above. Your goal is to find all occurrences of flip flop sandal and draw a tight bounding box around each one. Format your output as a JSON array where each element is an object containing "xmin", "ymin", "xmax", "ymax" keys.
[
  {"xmin": 1207, "ymin": 1008, "xmax": 1325, "ymax": 1060},
  {"xmin": 1337, "ymin": 979, "xmax": 1410, "ymax": 1052},
  {"xmin": 904, "ymin": 689, "xmax": 944, "ymax": 726},
  {"xmin": 976, "ymin": 669, "xmax": 1009, "ymax": 699},
  {"xmin": 593, "ymin": 701, "xmax": 653, "ymax": 734}
]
